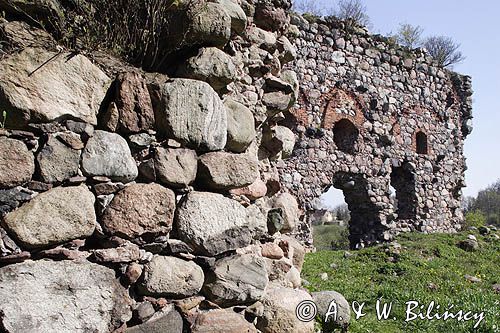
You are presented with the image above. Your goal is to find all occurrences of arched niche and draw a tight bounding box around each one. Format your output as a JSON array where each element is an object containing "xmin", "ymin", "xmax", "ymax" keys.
[
  {"xmin": 416, "ymin": 131, "xmax": 428, "ymax": 155},
  {"xmin": 333, "ymin": 118, "xmax": 359, "ymax": 154}
]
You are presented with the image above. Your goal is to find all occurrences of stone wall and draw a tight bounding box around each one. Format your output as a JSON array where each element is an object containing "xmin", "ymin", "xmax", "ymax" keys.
[
  {"xmin": 278, "ymin": 15, "xmax": 473, "ymax": 247},
  {"xmin": 0, "ymin": 1, "xmax": 473, "ymax": 330},
  {"xmin": 0, "ymin": 1, "xmax": 319, "ymax": 332}
]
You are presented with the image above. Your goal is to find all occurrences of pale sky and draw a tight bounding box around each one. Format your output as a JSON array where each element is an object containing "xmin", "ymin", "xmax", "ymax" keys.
[{"xmin": 313, "ymin": 0, "xmax": 500, "ymax": 208}]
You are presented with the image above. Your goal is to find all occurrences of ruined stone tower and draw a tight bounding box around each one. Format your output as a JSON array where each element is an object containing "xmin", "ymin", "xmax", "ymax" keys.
[{"xmin": 278, "ymin": 15, "xmax": 473, "ymax": 248}]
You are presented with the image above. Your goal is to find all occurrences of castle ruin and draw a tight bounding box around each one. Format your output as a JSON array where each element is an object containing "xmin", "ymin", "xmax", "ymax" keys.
[
  {"xmin": 279, "ymin": 16, "xmax": 473, "ymax": 248},
  {"xmin": 0, "ymin": 0, "xmax": 472, "ymax": 331}
]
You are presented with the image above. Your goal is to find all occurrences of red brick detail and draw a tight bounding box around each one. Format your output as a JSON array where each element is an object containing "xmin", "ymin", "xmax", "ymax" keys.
[
  {"xmin": 321, "ymin": 88, "xmax": 366, "ymax": 130},
  {"xmin": 288, "ymin": 107, "xmax": 309, "ymax": 126}
]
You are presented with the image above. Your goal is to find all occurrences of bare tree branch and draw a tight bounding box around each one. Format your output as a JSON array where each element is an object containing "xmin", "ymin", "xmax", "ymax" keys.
[
  {"xmin": 292, "ymin": 0, "xmax": 324, "ymax": 16},
  {"xmin": 335, "ymin": 0, "xmax": 370, "ymax": 27},
  {"xmin": 423, "ymin": 35, "xmax": 465, "ymax": 67}
]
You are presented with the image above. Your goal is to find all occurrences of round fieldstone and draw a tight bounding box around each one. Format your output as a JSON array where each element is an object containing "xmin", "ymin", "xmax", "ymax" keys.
[
  {"xmin": 2, "ymin": 185, "xmax": 96, "ymax": 249},
  {"xmin": 101, "ymin": 183, "xmax": 176, "ymax": 239},
  {"xmin": 139, "ymin": 256, "xmax": 204, "ymax": 299}
]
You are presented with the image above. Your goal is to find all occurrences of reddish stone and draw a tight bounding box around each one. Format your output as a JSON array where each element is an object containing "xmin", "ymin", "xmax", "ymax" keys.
[
  {"xmin": 229, "ymin": 178, "xmax": 267, "ymax": 200},
  {"xmin": 125, "ymin": 263, "xmax": 143, "ymax": 285},
  {"xmin": 101, "ymin": 183, "xmax": 176, "ymax": 239},
  {"xmin": 260, "ymin": 242, "xmax": 284, "ymax": 259},
  {"xmin": 114, "ymin": 72, "xmax": 155, "ymax": 134}
]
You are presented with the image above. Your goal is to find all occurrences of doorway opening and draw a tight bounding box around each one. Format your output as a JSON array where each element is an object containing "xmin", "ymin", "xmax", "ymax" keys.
[
  {"xmin": 329, "ymin": 172, "xmax": 384, "ymax": 249},
  {"xmin": 390, "ymin": 164, "xmax": 417, "ymax": 220},
  {"xmin": 313, "ymin": 187, "xmax": 350, "ymax": 250}
]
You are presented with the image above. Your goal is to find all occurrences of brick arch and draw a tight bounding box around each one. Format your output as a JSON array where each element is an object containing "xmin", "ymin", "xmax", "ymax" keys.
[{"xmin": 321, "ymin": 88, "xmax": 366, "ymax": 130}]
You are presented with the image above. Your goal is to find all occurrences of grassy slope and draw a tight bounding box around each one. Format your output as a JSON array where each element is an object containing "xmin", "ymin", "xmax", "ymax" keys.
[
  {"xmin": 302, "ymin": 231, "xmax": 500, "ymax": 332},
  {"xmin": 313, "ymin": 224, "xmax": 350, "ymax": 251}
]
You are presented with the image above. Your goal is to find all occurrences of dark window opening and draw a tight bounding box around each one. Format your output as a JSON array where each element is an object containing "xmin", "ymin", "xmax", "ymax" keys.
[
  {"xmin": 390, "ymin": 165, "xmax": 417, "ymax": 220},
  {"xmin": 416, "ymin": 131, "xmax": 428, "ymax": 155},
  {"xmin": 333, "ymin": 119, "xmax": 359, "ymax": 154}
]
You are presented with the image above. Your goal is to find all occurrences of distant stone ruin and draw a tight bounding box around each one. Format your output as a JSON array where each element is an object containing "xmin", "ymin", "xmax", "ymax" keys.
[
  {"xmin": 0, "ymin": 0, "xmax": 472, "ymax": 331},
  {"xmin": 279, "ymin": 16, "xmax": 473, "ymax": 248}
]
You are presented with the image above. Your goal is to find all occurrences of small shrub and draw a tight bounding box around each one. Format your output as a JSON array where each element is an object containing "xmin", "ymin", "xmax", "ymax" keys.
[
  {"xmin": 59, "ymin": 0, "xmax": 198, "ymax": 70},
  {"xmin": 292, "ymin": 0, "xmax": 324, "ymax": 16},
  {"xmin": 302, "ymin": 12, "xmax": 321, "ymax": 23},
  {"xmin": 395, "ymin": 23, "xmax": 423, "ymax": 49},
  {"xmin": 464, "ymin": 210, "xmax": 486, "ymax": 228}
]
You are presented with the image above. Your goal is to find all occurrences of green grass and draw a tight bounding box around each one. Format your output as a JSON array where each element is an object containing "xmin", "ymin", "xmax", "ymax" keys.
[
  {"xmin": 302, "ymin": 231, "xmax": 500, "ymax": 332},
  {"xmin": 313, "ymin": 224, "xmax": 350, "ymax": 251}
]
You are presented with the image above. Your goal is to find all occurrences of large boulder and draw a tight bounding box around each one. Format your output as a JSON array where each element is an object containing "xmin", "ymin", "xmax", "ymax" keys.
[
  {"xmin": 37, "ymin": 135, "xmax": 81, "ymax": 183},
  {"xmin": 177, "ymin": 48, "xmax": 236, "ymax": 91},
  {"xmin": 0, "ymin": 19, "xmax": 55, "ymax": 51},
  {"xmin": 154, "ymin": 79, "xmax": 227, "ymax": 152},
  {"xmin": 191, "ymin": 309, "xmax": 258, "ymax": 333},
  {"xmin": 154, "ymin": 147, "xmax": 198, "ymax": 188},
  {"xmin": 101, "ymin": 183, "xmax": 176, "ymax": 239},
  {"xmin": 2, "ymin": 185, "xmax": 96, "ymax": 249},
  {"xmin": 102, "ymin": 72, "xmax": 155, "ymax": 134},
  {"xmin": 187, "ymin": 2, "xmax": 231, "ymax": 47},
  {"xmin": 81, "ymin": 130, "xmax": 138, "ymax": 182},
  {"xmin": 0, "ymin": 137, "xmax": 34, "ymax": 189},
  {"xmin": 254, "ymin": 4, "xmax": 288, "ymax": 32},
  {"xmin": 125, "ymin": 305, "xmax": 183, "ymax": 333},
  {"xmin": 203, "ymin": 253, "xmax": 269, "ymax": 306},
  {"xmin": 262, "ymin": 92, "xmax": 293, "ymax": 115},
  {"xmin": 175, "ymin": 192, "xmax": 266, "ymax": 256},
  {"xmin": 139, "ymin": 256, "xmax": 204, "ymax": 298},
  {"xmin": 312, "ymin": 291, "xmax": 351, "ymax": 331},
  {"xmin": 256, "ymin": 285, "xmax": 315, "ymax": 333},
  {"xmin": 197, "ymin": 152, "xmax": 259, "ymax": 190},
  {"xmin": 216, "ymin": 0, "xmax": 247, "ymax": 35},
  {"xmin": 0, "ymin": 48, "xmax": 110, "ymax": 128},
  {"xmin": 225, "ymin": 99, "xmax": 256, "ymax": 153},
  {"xmin": 0, "ymin": 259, "xmax": 132, "ymax": 332}
]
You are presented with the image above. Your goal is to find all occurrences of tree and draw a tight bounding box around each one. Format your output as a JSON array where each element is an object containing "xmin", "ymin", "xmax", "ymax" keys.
[
  {"xmin": 333, "ymin": 203, "xmax": 350, "ymax": 222},
  {"xmin": 466, "ymin": 179, "xmax": 500, "ymax": 227},
  {"xmin": 423, "ymin": 36, "xmax": 465, "ymax": 67},
  {"xmin": 335, "ymin": 0, "xmax": 370, "ymax": 27},
  {"xmin": 464, "ymin": 210, "xmax": 486, "ymax": 228},
  {"xmin": 395, "ymin": 23, "xmax": 423, "ymax": 49},
  {"xmin": 292, "ymin": 0, "xmax": 323, "ymax": 16}
]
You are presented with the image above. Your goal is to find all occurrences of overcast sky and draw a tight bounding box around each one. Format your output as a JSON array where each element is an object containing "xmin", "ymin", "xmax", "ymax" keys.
[{"xmin": 315, "ymin": 0, "xmax": 500, "ymax": 208}]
